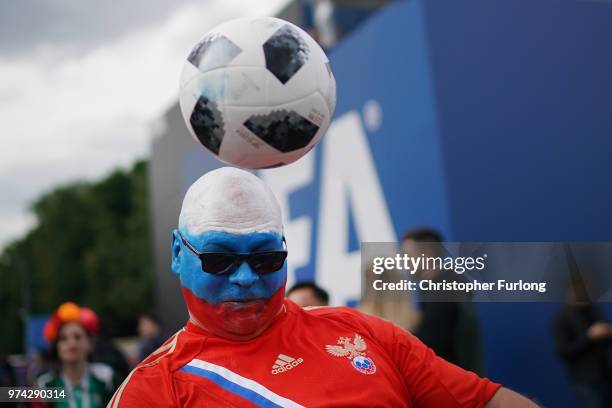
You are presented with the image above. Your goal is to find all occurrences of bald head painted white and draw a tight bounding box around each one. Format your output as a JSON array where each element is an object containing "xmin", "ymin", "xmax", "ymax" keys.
[{"xmin": 179, "ymin": 167, "xmax": 283, "ymax": 235}]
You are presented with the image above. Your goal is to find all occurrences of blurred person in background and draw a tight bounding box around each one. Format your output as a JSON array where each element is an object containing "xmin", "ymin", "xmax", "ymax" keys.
[
  {"xmin": 286, "ymin": 281, "xmax": 329, "ymax": 307},
  {"xmin": 27, "ymin": 350, "xmax": 48, "ymax": 387},
  {"xmin": 553, "ymin": 277, "xmax": 612, "ymax": 407},
  {"xmin": 36, "ymin": 302, "xmax": 117, "ymax": 408},
  {"xmin": 92, "ymin": 321, "xmax": 130, "ymax": 382},
  {"xmin": 137, "ymin": 313, "xmax": 166, "ymax": 362},
  {"xmin": 0, "ymin": 351, "xmax": 15, "ymax": 387},
  {"xmin": 359, "ymin": 255, "xmax": 421, "ymax": 333},
  {"xmin": 402, "ymin": 227, "xmax": 485, "ymax": 375},
  {"xmin": 1, "ymin": 352, "xmax": 16, "ymax": 408}
]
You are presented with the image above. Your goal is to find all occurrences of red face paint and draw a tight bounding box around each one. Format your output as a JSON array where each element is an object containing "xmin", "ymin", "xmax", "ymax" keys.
[{"xmin": 182, "ymin": 285, "xmax": 286, "ymax": 341}]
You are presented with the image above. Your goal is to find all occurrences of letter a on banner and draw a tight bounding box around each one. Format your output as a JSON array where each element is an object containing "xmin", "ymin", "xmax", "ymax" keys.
[{"xmin": 317, "ymin": 111, "xmax": 396, "ymax": 305}]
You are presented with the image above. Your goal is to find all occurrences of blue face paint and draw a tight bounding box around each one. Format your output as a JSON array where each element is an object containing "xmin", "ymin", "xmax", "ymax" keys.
[{"xmin": 171, "ymin": 229, "xmax": 287, "ymax": 305}]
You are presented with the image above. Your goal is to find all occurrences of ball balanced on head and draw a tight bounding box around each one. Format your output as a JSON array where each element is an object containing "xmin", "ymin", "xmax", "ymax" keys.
[{"xmin": 179, "ymin": 17, "xmax": 336, "ymax": 169}]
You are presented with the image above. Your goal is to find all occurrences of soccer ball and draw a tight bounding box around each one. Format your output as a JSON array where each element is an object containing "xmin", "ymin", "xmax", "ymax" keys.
[{"xmin": 179, "ymin": 17, "xmax": 336, "ymax": 169}]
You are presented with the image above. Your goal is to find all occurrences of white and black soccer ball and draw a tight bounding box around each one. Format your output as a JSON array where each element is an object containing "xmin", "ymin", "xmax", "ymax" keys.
[{"xmin": 179, "ymin": 17, "xmax": 336, "ymax": 169}]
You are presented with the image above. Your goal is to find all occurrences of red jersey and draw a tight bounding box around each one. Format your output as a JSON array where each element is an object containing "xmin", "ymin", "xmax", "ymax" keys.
[{"xmin": 109, "ymin": 301, "xmax": 500, "ymax": 407}]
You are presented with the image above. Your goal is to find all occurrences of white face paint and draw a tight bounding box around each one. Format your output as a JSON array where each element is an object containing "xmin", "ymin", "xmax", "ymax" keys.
[{"xmin": 179, "ymin": 167, "xmax": 283, "ymax": 236}]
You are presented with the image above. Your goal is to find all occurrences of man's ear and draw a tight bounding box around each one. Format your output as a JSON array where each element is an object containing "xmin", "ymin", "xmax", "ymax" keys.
[{"xmin": 171, "ymin": 229, "xmax": 182, "ymax": 276}]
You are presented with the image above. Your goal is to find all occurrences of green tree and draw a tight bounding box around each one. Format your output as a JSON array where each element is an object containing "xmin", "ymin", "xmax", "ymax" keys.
[{"xmin": 0, "ymin": 160, "xmax": 152, "ymax": 353}]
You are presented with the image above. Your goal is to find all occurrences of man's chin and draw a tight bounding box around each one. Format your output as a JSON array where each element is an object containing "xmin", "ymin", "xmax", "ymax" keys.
[
  {"xmin": 213, "ymin": 301, "xmax": 270, "ymax": 337},
  {"xmin": 182, "ymin": 286, "xmax": 286, "ymax": 341}
]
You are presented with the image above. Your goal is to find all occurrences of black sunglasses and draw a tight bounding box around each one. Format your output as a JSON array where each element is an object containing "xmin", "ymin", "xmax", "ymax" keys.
[{"xmin": 178, "ymin": 231, "xmax": 287, "ymax": 276}]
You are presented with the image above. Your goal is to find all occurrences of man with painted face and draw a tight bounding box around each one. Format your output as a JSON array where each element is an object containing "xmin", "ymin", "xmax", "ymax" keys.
[
  {"xmin": 109, "ymin": 167, "xmax": 538, "ymax": 408},
  {"xmin": 170, "ymin": 166, "xmax": 288, "ymax": 343}
]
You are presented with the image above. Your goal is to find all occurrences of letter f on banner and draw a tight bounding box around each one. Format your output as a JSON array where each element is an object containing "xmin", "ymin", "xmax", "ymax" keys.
[{"xmin": 317, "ymin": 111, "xmax": 396, "ymax": 305}]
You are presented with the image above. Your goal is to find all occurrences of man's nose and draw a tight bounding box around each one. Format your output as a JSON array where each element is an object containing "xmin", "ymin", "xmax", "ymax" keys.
[{"xmin": 228, "ymin": 262, "xmax": 259, "ymax": 287}]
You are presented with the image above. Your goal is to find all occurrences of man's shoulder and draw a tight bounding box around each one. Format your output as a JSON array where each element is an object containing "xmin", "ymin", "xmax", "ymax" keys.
[
  {"xmin": 289, "ymin": 302, "xmax": 418, "ymax": 353},
  {"xmin": 301, "ymin": 304, "xmax": 362, "ymax": 318},
  {"xmin": 291, "ymin": 303, "xmax": 387, "ymax": 333},
  {"xmin": 109, "ymin": 329, "xmax": 199, "ymax": 407},
  {"xmin": 131, "ymin": 328, "xmax": 202, "ymax": 375}
]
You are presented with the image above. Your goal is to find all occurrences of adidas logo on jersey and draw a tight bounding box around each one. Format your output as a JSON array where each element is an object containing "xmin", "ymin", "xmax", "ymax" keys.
[{"xmin": 271, "ymin": 354, "xmax": 303, "ymax": 374}]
